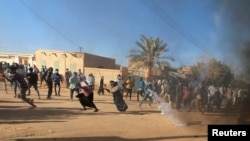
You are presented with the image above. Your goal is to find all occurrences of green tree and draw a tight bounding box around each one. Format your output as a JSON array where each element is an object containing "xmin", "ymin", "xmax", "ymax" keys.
[
  {"xmin": 156, "ymin": 60, "xmax": 172, "ymax": 77},
  {"xmin": 128, "ymin": 35, "xmax": 172, "ymax": 79},
  {"xmin": 192, "ymin": 58, "xmax": 234, "ymax": 86}
]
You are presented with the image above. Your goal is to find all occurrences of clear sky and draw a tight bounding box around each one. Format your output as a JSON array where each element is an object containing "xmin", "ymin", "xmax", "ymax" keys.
[{"xmin": 0, "ymin": 0, "xmax": 249, "ymax": 69}]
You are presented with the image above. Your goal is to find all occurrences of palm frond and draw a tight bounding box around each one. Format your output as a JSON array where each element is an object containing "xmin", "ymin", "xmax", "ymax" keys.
[{"xmin": 127, "ymin": 35, "xmax": 174, "ymax": 78}]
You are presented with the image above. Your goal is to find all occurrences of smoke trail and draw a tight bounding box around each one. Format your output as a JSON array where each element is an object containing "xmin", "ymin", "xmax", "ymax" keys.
[
  {"xmin": 239, "ymin": 42, "xmax": 250, "ymax": 82},
  {"xmin": 214, "ymin": 0, "xmax": 250, "ymax": 82},
  {"xmin": 150, "ymin": 90, "xmax": 187, "ymax": 126}
]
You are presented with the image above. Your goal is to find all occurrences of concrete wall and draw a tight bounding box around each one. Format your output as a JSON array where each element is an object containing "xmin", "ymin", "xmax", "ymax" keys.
[{"xmin": 84, "ymin": 67, "xmax": 122, "ymax": 89}]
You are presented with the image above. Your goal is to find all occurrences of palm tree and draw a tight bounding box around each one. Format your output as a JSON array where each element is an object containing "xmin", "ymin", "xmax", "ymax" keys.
[{"xmin": 128, "ymin": 35, "xmax": 173, "ymax": 79}]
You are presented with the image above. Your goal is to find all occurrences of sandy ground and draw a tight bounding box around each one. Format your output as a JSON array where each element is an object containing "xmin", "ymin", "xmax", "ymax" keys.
[{"xmin": 0, "ymin": 83, "xmax": 240, "ymax": 141}]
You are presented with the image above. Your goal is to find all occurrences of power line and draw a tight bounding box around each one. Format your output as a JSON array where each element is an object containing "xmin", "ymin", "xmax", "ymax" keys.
[
  {"xmin": 140, "ymin": 0, "xmax": 215, "ymax": 68},
  {"xmin": 140, "ymin": 0, "xmax": 210, "ymax": 55},
  {"xmin": 19, "ymin": 0, "xmax": 79, "ymax": 48}
]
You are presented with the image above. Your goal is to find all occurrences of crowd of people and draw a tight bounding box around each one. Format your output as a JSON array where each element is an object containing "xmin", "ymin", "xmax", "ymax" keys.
[
  {"xmin": 1, "ymin": 62, "xmax": 249, "ymax": 115},
  {"xmin": 136, "ymin": 76, "xmax": 250, "ymax": 114},
  {"xmin": 0, "ymin": 63, "xmax": 99, "ymax": 111},
  {"xmin": 0, "ymin": 62, "xmax": 131, "ymax": 113}
]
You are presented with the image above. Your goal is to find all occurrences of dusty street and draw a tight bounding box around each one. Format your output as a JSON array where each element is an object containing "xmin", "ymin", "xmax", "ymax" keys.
[{"xmin": 0, "ymin": 84, "xmax": 239, "ymax": 141}]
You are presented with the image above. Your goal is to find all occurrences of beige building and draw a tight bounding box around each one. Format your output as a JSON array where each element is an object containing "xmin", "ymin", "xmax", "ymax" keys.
[
  {"xmin": 35, "ymin": 49, "xmax": 120, "ymax": 72},
  {"xmin": 1, "ymin": 50, "xmax": 129, "ymax": 88},
  {"xmin": 177, "ymin": 66, "xmax": 193, "ymax": 75},
  {"xmin": 35, "ymin": 49, "xmax": 127, "ymax": 87}
]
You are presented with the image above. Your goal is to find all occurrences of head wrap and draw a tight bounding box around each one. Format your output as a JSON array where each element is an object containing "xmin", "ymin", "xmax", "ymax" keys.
[{"xmin": 110, "ymin": 80, "xmax": 118, "ymax": 87}]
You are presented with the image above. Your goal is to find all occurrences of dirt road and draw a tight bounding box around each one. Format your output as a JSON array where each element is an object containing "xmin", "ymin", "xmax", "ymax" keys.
[{"xmin": 0, "ymin": 84, "xmax": 239, "ymax": 141}]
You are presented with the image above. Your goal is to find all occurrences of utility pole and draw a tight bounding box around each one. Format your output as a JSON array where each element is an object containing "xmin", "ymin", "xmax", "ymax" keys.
[{"xmin": 79, "ymin": 46, "xmax": 83, "ymax": 52}]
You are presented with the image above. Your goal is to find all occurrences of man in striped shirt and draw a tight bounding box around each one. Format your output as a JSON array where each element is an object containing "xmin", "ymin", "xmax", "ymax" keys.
[{"xmin": 1, "ymin": 65, "xmax": 36, "ymax": 108}]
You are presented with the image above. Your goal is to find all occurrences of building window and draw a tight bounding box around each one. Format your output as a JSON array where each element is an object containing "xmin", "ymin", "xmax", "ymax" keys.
[
  {"xmin": 70, "ymin": 63, "xmax": 76, "ymax": 72},
  {"xmin": 54, "ymin": 61, "xmax": 59, "ymax": 69}
]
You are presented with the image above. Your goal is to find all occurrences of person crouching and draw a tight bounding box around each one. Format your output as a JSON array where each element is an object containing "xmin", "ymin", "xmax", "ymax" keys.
[{"xmin": 76, "ymin": 75, "xmax": 99, "ymax": 112}]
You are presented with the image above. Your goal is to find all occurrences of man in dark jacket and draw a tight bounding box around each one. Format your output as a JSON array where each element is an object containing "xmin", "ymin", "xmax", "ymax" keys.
[
  {"xmin": 1, "ymin": 65, "xmax": 36, "ymax": 108},
  {"xmin": 53, "ymin": 69, "xmax": 63, "ymax": 96},
  {"xmin": 26, "ymin": 68, "xmax": 40, "ymax": 99}
]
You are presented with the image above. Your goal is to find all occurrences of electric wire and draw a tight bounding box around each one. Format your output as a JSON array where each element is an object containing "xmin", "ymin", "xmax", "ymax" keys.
[
  {"xmin": 140, "ymin": 0, "xmax": 212, "ymax": 57},
  {"xmin": 19, "ymin": 0, "xmax": 79, "ymax": 48}
]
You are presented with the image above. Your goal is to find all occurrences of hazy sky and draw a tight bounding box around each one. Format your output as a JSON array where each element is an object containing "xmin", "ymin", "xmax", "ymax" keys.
[{"xmin": 0, "ymin": 0, "xmax": 249, "ymax": 69}]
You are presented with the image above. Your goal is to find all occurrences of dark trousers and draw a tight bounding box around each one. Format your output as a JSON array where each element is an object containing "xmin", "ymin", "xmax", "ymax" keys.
[
  {"xmin": 40, "ymin": 75, "xmax": 46, "ymax": 86},
  {"xmin": 66, "ymin": 78, "xmax": 70, "ymax": 88},
  {"xmin": 54, "ymin": 82, "xmax": 61, "ymax": 96},
  {"xmin": 46, "ymin": 80, "xmax": 53, "ymax": 99},
  {"xmin": 137, "ymin": 88, "xmax": 144, "ymax": 101},
  {"xmin": 70, "ymin": 88, "xmax": 79, "ymax": 99},
  {"xmin": 20, "ymin": 87, "xmax": 34, "ymax": 106},
  {"xmin": 13, "ymin": 81, "xmax": 20, "ymax": 97},
  {"xmin": 125, "ymin": 88, "xmax": 132, "ymax": 100},
  {"xmin": 27, "ymin": 83, "xmax": 40, "ymax": 96},
  {"xmin": 98, "ymin": 87, "xmax": 104, "ymax": 95}
]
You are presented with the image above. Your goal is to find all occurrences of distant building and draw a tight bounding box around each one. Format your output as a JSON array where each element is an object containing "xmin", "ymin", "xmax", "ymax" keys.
[
  {"xmin": 35, "ymin": 49, "xmax": 121, "ymax": 73},
  {"xmin": 0, "ymin": 52, "xmax": 35, "ymax": 65},
  {"xmin": 35, "ymin": 49, "xmax": 129, "ymax": 87},
  {"xmin": 0, "ymin": 50, "xmax": 128, "ymax": 88},
  {"xmin": 177, "ymin": 66, "xmax": 193, "ymax": 75}
]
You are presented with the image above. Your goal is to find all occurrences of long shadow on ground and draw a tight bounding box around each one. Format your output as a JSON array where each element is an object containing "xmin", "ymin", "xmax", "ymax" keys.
[{"xmin": 0, "ymin": 105, "xmax": 161, "ymax": 125}]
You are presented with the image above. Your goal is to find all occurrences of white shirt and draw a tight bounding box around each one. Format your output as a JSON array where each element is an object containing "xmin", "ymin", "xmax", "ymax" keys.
[
  {"xmin": 208, "ymin": 85, "xmax": 216, "ymax": 96},
  {"xmin": 116, "ymin": 78, "xmax": 124, "ymax": 90},
  {"xmin": 69, "ymin": 75, "xmax": 79, "ymax": 89}
]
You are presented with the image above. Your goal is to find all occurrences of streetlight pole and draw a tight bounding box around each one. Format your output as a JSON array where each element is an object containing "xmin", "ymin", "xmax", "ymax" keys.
[{"xmin": 79, "ymin": 47, "xmax": 83, "ymax": 52}]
